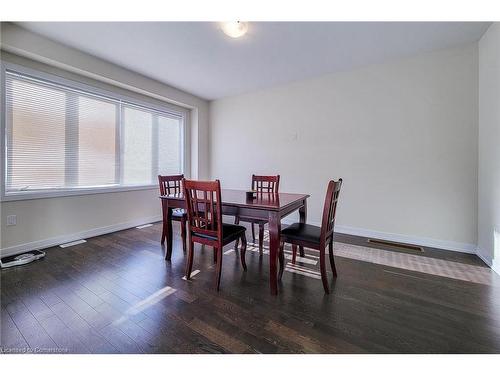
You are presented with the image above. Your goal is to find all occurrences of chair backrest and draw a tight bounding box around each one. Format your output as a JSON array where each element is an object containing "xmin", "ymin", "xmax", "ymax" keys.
[
  {"xmin": 158, "ymin": 174, "xmax": 184, "ymax": 196},
  {"xmin": 183, "ymin": 179, "xmax": 223, "ymax": 242},
  {"xmin": 251, "ymin": 174, "xmax": 280, "ymax": 193},
  {"xmin": 320, "ymin": 179, "xmax": 343, "ymax": 242}
]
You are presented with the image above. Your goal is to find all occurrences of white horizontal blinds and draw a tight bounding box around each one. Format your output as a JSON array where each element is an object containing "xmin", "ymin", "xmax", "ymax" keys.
[
  {"xmin": 4, "ymin": 68, "xmax": 185, "ymax": 195},
  {"xmin": 158, "ymin": 114, "xmax": 183, "ymax": 175},
  {"xmin": 77, "ymin": 95, "xmax": 118, "ymax": 187},
  {"xmin": 5, "ymin": 71, "xmax": 120, "ymax": 191},
  {"xmin": 122, "ymin": 103, "xmax": 184, "ymax": 185},
  {"xmin": 6, "ymin": 73, "xmax": 67, "ymax": 190},
  {"xmin": 122, "ymin": 104, "xmax": 153, "ymax": 185}
]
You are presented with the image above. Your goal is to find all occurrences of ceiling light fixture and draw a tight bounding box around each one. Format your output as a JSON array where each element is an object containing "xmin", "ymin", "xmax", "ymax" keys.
[{"xmin": 221, "ymin": 21, "xmax": 248, "ymax": 38}]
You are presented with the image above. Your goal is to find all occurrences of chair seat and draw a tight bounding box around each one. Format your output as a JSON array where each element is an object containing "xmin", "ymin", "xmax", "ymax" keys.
[
  {"xmin": 281, "ymin": 223, "xmax": 321, "ymax": 244},
  {"xmin": 193, "ymin": 223, "xmax": 246, "ymax": 242},
  {"xmin": 172, "ymin": 208, "xmax": 187, "ymax": 218}
]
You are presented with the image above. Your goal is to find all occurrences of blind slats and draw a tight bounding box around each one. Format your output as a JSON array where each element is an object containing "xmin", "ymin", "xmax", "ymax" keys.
[{"xmin": 5, "ymin": 69, "xmax": 184, "ymax": 193}]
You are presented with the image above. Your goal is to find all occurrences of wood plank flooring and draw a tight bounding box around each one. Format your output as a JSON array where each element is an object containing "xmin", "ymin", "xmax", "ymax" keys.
[{"xmin": 1, "ymin": 222, "xmax": 500, "ymax": 354}]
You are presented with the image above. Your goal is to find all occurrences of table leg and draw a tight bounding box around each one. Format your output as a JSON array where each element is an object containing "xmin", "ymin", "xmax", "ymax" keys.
[
  {"xmin": 161, "ymin": 200, "xmax": 167, "ymax": 245},
  {"xmin": 162, "ymin": 200, "xmax": 174, "ymax": 261},
  {"xmin": 299, "ymin": 199, "xmax": 307, "ymax": 257},
  {"xmin": 268, "ymin": 212, "xmax": 281, "ymax": 295}
]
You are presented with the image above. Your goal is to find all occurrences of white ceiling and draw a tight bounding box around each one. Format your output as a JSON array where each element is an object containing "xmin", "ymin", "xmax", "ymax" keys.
[{"xmin": 16, "ymin": 22, "xmax": 490, "ymax": 100}]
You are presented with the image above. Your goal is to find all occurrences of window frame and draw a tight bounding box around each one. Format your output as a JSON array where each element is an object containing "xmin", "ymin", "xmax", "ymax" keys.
[{"xmin": 0, "ymin": 61, "xmax": 188, "ymax": 202}]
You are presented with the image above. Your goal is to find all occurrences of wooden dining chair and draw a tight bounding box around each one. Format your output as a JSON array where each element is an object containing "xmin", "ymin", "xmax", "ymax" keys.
[
  {"xmin": 158, "ymin": 174, "xmax": 187, "ymax": 254},
  {"xmin": 278, "ymin": 179, "xmax": 342, "ymax": 294},
  {"xmin": 234, "ymin": 174, "xmax": 280, "ymax": 254},
  {"xmin": 183, "ymin": 179, "xmax": 247, "ymax": 291}
]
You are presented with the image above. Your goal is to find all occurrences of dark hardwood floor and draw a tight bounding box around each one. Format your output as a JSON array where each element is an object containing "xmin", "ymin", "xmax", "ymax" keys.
[{"xmin": 1, "ymin": 222, "xmax": 500, "ymax": 354}]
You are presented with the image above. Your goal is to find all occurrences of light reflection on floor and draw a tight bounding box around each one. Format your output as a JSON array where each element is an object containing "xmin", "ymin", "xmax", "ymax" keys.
[
  {"xmin": 247, "ymin": 230, "xmax": 497, "ymax": 285},
  {"xmin": 332, "ymin": 242, "xmax": 495, "ymax": 285},
  {"xmin": 114, "ymin": 285, "xmax": 177, "ymax": 325}
]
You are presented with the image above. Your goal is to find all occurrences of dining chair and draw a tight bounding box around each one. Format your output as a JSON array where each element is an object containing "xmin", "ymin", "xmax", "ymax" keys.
[
  {"xmin": 278, "ymin": 179, "xmax": 342, "ymax": 294},
  {"xmin": 158, "ymin": 174, "xmax": 187, "ymax": 254},
  {"xmin": 234, "ymin": 174, "xmax": 280, "ymax": 254},
  {"xmin": 183, "ymin": 179, "xmax": 247, "ymax": 291}
]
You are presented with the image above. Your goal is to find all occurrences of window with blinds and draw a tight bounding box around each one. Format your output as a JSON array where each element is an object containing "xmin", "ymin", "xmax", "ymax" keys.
[{"xmin": 3, "ymin": 68, "xmax": 185, "ymax": 197}]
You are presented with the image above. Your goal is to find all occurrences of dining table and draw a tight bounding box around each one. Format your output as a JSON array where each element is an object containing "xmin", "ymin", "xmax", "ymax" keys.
[{"xmin": 160, "ymin": 189, "xmax": 310, "ymax": 295}]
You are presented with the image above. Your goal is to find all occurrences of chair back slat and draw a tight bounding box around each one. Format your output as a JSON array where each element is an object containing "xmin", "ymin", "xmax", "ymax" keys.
[
  {"xmin": 251, "ymin": 175, "xmax": 280, "ymax": 194},
  {"xmin": 158, "ymin": 174, "xmax": 184, "ymax": 196},
  {"xmin": 183, "ymin": 179, "xmax": 222, "ymax": 241},
  {"xmin": 320, "ymin": 179, "xmax": 343, "ymax": 242}
]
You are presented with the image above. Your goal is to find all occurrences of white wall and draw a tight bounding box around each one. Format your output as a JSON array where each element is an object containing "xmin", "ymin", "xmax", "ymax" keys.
[
  {"xmin": 210, "ymin": 44, "xmax": 479, "ymax": 252},
  {"xmin": 0, "ymin": 23, "xmax": 210, "ymax": 254},
  {"xmin": 0, "ymin": 23, "xmax": 485, "ymax": 258},
  {"xmin": 478, "ymin": 23, "xmax": 500, "ymax": 272}
]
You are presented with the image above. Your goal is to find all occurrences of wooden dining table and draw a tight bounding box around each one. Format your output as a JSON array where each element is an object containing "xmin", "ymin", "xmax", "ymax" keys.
[{"xmin": 160, "ymin": 189, "xmax": 309, "ymax": 295}]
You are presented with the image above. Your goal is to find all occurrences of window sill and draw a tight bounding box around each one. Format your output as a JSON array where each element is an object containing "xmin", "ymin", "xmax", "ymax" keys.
[{"xmin": 1, "ymin": 184, "xmax": 159, "ymax": 202}]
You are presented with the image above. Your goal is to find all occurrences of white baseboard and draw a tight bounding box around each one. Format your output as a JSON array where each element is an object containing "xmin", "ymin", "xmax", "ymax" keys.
[
  {"xmin": 1, "ymin": 215, "xmax": 487, "ymax": 269},
  {"xmin": 334, "ymin": 225, "xmax": 477, "ymax": 254},
  {"xmin": 475, "ymin": 249, "xmax": 492, "ymax": 266},
  {"xmin": 493, "ymin": 260, "xmax": 500, "ymax": 276},
  {"xmin": 0, "ymin": 215, "xmax": 162, "ymax": 258},
  {"xmin": 281, "ymin": 218, "xmax": 477, "ymax": 254},
  {"xmin": 476, "ymin": 248, "xmax": 500, "ymax": 275}
]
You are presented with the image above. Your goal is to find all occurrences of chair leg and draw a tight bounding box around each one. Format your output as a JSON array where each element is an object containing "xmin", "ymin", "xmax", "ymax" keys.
[
  {"xmin": 213, "ymin": 247, "xmax": 217, "ymax": 264},
  {"xmin": 251, "ymin": 223, "xmax": 255, "ymax": 242},
  {"xmin": 215, "ymin": 247, "xmax": 223, "ymax": 291},
  {"xmin": 278, "ymin": 240, "xmax": 285, "ymax": 281},
  {"xmin": 240, "ymin": 234, "xmax": 247, "ymax": 271},
  {"xmin": 161, "ymin": 217, "xmax": 166, "ymax": 245},
  {"xmin": 258, "ymin": 223, "xmax": 264, "ymax": 255},
  {"xmin": 185, "ymin": 241, "xmax": 194, "ymax": 280},
  {"xmin": 299, "ymin": 246, "xmax": 305, "ymax": 258},
  {"xmin": 329, "ymin": 237, "xmax": 337, "ymax": 277},
  {"xmin": 161, "ymin": 228, "xmax": 166, "ymax": 245},
  {"xmin": 180, "ymin": 218, "xmax": 187, "ymax": 253},
  {"xmin": 234, "ymin": 216, "xmax": 240, "ymax": 250},
  {"xmin": 291, "ymin": 244, "xmax": 297, "ymax": 264},
  {"xmin": 319, "ymin": 245, "xmax": 330, "ymax": 294}
]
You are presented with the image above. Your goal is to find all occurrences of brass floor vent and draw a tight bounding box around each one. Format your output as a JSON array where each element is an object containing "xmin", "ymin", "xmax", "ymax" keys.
[{"xmin": 367, "ymin": 238, "xmax": 424, "ymax": 253}]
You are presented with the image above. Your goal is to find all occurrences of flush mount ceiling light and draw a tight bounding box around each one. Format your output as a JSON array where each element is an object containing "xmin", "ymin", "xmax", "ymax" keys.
[{"xmin": 220, "ymin": 21, "xmax": 248, "ymax": 38}]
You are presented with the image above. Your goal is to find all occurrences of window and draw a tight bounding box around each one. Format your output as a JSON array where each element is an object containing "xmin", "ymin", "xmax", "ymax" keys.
[
  {"xmin": 122, "ymin": 104, "xmax": 153, "ymax": 185},
  {"xmin": 2, "ymin": 66, "xmax": 185, "ymax": 200}
]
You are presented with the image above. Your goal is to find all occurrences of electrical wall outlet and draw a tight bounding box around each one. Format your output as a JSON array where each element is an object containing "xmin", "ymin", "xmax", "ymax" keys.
[{"xmin": 6, "ymin": 215, "xmax": 17, "ymax": 226}]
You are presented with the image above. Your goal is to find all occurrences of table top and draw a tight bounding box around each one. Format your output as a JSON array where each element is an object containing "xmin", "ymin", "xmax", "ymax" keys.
[{"xmin": 160, "ymin": 189, "xmax": 309, "ymax": 211}]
